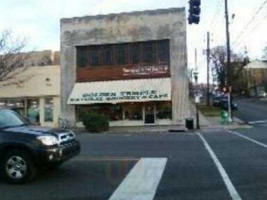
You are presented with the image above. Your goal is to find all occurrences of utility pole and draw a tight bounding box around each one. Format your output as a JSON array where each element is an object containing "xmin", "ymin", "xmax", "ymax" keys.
[
  {"xmin": 206, "ymin": 32, "xmax": 210, "ymax": 106},
  {"xmin": 194, "ymin": 48, "xmax": 200, "ymax": 130},
  {"xmin": 224, "ymin": 0, "xmax": 232, "ymax": 122}
]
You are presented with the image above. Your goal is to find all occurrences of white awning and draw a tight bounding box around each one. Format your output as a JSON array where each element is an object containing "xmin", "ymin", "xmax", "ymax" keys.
[{"xmin": 68, "ymin": 78, "xmax": 171, "ymax": 105}]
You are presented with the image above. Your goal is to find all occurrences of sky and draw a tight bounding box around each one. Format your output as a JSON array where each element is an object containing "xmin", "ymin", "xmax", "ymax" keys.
[{"xmin": 0, "ymin": 0, "xmax": 267, "ymax": 83}]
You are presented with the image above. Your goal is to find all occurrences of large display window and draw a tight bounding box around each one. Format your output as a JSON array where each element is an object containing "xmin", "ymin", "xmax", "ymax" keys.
[
  {"xmin": 76, "ymin": 101, "xmax": 172, "ymax": 125},
  {"xmin": 124, "ymin": 103, "xmax": 143, "ymax": 121},
  {"xmin": 156, "ymin": 102, "xmax": 172, "ymax": 120},
  {"xmin": 26, "ymin": 99, "xmax": 40, "ymax": 124},
  {"xmin": 76, "ymin": 104, "xmax": 123, "ymax": 122},
  {"xmin": 44, "ymin": 98, "xmax": 54, "ymax": 122}
]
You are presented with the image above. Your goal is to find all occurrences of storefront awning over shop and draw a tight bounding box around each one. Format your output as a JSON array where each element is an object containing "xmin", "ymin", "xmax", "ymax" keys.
[{"xmin": 68, "ymin": 78, "xmax": 171, "ymax": 105}]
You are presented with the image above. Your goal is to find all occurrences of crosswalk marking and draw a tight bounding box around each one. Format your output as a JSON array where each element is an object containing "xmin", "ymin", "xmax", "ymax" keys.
[
  {"xmin": 197, "ymin": 132, "xmax": 242, "ymax": 200},
  {"xmin": 108, "ymin": 158, "xmax": 167, "ymax": 200}
]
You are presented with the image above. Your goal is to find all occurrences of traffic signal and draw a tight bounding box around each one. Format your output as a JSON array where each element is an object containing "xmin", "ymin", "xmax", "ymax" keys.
[{"xmin": 188, "ymin": 0, "xmax": 201, "ymax": 25}]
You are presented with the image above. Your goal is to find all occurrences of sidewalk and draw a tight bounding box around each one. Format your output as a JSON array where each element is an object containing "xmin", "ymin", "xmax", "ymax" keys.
[
  {"xmin": 72, "ymin": 125, "xmax": 186, "ymax": 134},
  {"xmin": 202, "ymin": 116, "xmax": 250, "ymax": 131},
  {"xmin": 189, "ymin": 101, "xmax": 250, "ymax": 131}
]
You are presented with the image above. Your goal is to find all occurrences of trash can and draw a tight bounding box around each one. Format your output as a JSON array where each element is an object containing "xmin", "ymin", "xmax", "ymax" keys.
[
  {"xmin": 220, "ymin": 110, "xmax": 228, "ymax": 125},
  {"xmin": 185, "ymin": 118, "xmax": 194, "ymax": 130}
]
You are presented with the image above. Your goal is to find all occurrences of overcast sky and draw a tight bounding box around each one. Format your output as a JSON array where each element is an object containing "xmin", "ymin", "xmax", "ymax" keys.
[{"xmin": 1, "ymin": 0, "xmax": 267, "ymax": 83}]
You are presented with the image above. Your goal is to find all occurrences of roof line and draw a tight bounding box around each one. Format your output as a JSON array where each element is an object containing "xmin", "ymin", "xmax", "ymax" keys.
[{"xmin": 61, "ymin": 7, "xmax": 185, "ymax": 23}]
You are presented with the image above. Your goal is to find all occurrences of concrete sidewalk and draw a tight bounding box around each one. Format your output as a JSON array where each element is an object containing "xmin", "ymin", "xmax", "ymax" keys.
[
  {"xmin": 72, "ymin": 125, "xmax": 186, "ymax": 134},
  {"xmin": 189, "ymin": 101, "xmax": 250, "ymax": 131}
]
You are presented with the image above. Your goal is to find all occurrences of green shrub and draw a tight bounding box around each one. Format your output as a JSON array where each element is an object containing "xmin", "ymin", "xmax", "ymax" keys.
[{"xmin": 82, "ymin": 112, "xmax": 109, "ymax": 133}]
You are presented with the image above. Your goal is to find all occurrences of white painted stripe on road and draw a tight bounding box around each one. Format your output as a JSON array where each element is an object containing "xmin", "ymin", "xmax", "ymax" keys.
[
  {"xmin": 227, "ymin": 130, "xmax": 267, "ymax": 149},
  {"xmin": 108, "ymin": 158, "xmax": 167, "ymax": 200},
  {"xmin": 196, "ymin": 132, "xmax": 242, "ymax": 200},
  {"xmin": 248, "ymin": 120, "xmax": 267, "ymax": 125}
]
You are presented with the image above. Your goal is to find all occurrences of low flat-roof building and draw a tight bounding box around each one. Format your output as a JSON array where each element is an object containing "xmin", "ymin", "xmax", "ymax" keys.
[
  {"xmin": 0, "ymin": 51, "xmax": 60, "ymax": 127},
  {"xmin": 244, "ymin": 60, "xmax": 267, "ymax": 97},
  {"xmin": 60, "ymin": 8, "xmax": 189, "ymax": 127}
]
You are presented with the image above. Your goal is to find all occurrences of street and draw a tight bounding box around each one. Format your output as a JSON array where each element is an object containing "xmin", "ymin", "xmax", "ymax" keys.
[
  {"xmin": 1, "ymin": 98, "xmax": 267, "ymax": 200},
  {"xmin": 235, "ymin": 98, "xmax": 267, "ymax": 123}
]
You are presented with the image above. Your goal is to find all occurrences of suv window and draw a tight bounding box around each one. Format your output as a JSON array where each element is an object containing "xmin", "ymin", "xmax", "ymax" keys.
[{"xmin": 0, "ymin": 110, "xmax": 28, "ymax": 128}]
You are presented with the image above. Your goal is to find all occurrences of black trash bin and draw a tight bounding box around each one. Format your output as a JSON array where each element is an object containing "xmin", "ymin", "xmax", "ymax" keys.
[{"xmin": 185, "ymin": 118, "xmax": 194, "ymax": 130}]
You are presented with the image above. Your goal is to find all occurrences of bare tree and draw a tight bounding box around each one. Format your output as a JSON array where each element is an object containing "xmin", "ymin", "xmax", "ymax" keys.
[
  {"xmin": 211, "ymin": 46, "xmax": 249, "ymax": 93},
  {"xmin": 0, "ymin": 31, "xmax": 29, "ymax": 82},
  {"xmin": 210, "ymin": 46, "xmax": 227, "ymax": 90}
]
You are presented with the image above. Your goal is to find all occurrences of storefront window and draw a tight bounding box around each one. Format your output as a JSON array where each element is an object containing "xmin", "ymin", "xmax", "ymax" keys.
[
  {"xmin": 2, "ymin": 99, "xmax": 26, "ymax": 116},
  {"xmin": 8, "ymin": 99, "xmax": 25, "ymax": 116},
  {"xmin": 44, "ymin": 98, "xmax": 54, "ymax": 122},
  {"xmin": 156, "ymin": 102, "xmax": 172, "ymax": 120},
  {"xmin": 0, "ymin": 100, "xmax": 7, "ymax": 108},
  {"xmin": 76, "ymin": 104, "xmax": 123, "ymax": 122},
  {"xmin": 27, "ymin": 99, "xmax": 40, "ymax": 124},
  {"xmin": 124, "ymin": 103, "xmax": 143, "ymax": 121},
  {"xmin": 109, "ymin": 105, "xmax": 123, "ymax": 121}
]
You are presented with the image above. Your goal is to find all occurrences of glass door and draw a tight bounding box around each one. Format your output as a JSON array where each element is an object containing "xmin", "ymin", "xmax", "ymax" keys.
[{"xmin": 144, "ymin": 104, "xmax": 155, "ymax": 124}]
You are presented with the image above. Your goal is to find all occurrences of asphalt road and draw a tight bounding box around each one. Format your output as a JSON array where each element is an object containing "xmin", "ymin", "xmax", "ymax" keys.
[
  {"xmin": 235, "ymin": 98, "xmax": 267, "ymax": 123},
  {"xmin": 2, "ymin": 126, "xmax": 267, "ymax": 200}
]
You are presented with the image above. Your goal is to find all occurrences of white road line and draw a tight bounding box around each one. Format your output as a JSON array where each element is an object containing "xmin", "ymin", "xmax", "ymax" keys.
[
  {"xmin": 108, "ymin": 158, "xmax": 167, "ymax": 200},
  {"xmin": 196, "ymin": 132, "xmax": 242, "ymax": 200},
  {"xmin": 226, "ymin": 130, "xmax": 267, "ymax": 149},
  {"xmin": 248, "ymin": 120, "xmax": 267, "ymax": 125}
]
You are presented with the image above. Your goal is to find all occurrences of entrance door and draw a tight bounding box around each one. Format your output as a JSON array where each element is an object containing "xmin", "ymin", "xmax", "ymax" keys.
[{"xmin": 145, "ymin": 104, "xmax": 155, "ymax": 124}]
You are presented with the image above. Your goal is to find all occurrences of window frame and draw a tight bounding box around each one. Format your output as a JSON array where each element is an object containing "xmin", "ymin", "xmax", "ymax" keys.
[{"xmin": 76, "ymin": 40, "xmax": 170, "ymax": 68}]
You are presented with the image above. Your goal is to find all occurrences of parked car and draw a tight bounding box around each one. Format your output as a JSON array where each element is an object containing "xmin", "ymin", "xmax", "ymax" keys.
[
  {"xmin": 257, "ymin": 91, "xmax": 267, "ymax": 98},
  {"xmin": 220, "ymin": 99, "xmax": 238, "ymax": 111},
  {"xmin": 0, "ymin": 109, "xmax": 80, "ymax": 184},
  {"xmin": 212, "ymin": 94, "xmax": 238, "ymax": 111},
  {"xmin": 212, "ymin": 96, "xmax": 223, "ymax": 107}
]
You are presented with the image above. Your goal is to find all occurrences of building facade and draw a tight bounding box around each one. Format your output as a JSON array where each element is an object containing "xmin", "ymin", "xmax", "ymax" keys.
[
  {"xmin": 244, "ymin": 60, "xmax": 267, "ymax": 97},
  {"xmin": 0, "ymin": 51, "xmax": 60, "ymax": 127},
  {"xmin": 60, "ymin": 8, "xmax": 189, "ymax": 127}
]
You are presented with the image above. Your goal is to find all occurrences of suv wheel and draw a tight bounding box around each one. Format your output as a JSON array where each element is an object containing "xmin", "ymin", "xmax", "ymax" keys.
[{"xmin": 0, "ymin": 150, "xmax": 36, "ymax": 184}]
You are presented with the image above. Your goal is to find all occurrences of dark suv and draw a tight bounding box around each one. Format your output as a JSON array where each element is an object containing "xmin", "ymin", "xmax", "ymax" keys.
[{"xmin": 0, "ymin": 109, "xmax": 80, "ymax": 184}]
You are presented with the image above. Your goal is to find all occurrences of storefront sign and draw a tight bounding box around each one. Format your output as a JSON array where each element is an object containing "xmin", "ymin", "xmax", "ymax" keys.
[
  {"xmin": 123, "ymin": 65, "xmax": 168, "ymax": 76},
  {"xmin": 68, "ymin": 78, "xmax": 172, "ymax": 105},
  {"xmin": 69, "ymin": 90, "xmax": 169, "ymax": 104}
]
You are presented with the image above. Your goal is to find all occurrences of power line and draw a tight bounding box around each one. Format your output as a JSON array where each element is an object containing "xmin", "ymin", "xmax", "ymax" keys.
[
  {"xmin": 232, "ymin": 0, "xmax": 267, "ymax": 46},
  {"xmin": 233, "ymin": 10, "xmax": 267, "ymax": 51},
  {"xmin": 209, "ymin": 0, "xmax": 223, "ymax": 29}
]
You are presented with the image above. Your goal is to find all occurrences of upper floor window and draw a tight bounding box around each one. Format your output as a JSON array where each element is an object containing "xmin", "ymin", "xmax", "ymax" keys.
[
  {"xmin": 102, "ymin": 45, "xmax": 113, "ymax": 66},
  {"xmin": 116, "ymin": 44, "xmax": 127, "ymax": 65},
  {"xmin": 76, "ymin": 40, "xmax": 169, "ymax": 68},
  {"xmin": 89, "ymin": 47, "xmax": 100, "ymax": 67},
  {"xmin": 142, "ymin": 42, "xmax": 156, "ymax": 64},
  {"xmin": 130, "ymin": 43, "xmax": 141, "ymax": 64},
  {"xmin": 158, "ymin": 40, "xmax": 170, "ymax": 63}
]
